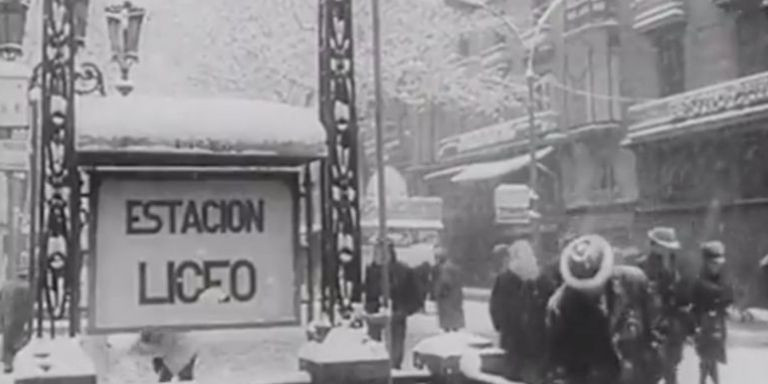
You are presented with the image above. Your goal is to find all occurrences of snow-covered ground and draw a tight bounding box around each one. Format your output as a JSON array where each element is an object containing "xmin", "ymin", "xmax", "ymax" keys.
[{"xmin": 3, "ymin": 300, "xmax": 768, "ymax": 384}]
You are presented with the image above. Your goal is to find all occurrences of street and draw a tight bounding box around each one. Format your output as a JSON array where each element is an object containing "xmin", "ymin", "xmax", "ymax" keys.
[{"xmin": 3, "ymin": 300, "xmax": 768, "ymax": 384}]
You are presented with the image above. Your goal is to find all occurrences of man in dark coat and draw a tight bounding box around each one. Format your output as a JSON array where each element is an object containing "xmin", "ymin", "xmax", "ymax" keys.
[
  {"xmin": 634, "ymin": 227, "xmax": 690, "ymax": 384},
  {"xmin": 489, "ymin": 240, "xmax": 556, "ymax": 384},
  {"xmin": 1, "ymin": 269, "xmax": 33, "ymax": 373},
  {"xmin": 547, "ymin": 234, "xmax": 660, "ymax": 384},
  {"xmin": 691, "ymin": 241, "xmax": 732, "ymax": 384},
  {"xmin": 432, "ymin": 243, "xmax": 464, "ymax": 332},
  {"xmin": 363, "ymin": 239, "xmax": 422, "ymax": 369}
]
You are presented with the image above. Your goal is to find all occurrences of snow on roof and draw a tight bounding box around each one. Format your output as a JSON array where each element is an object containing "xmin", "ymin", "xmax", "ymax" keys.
[{"xmin": 76, "ymin": 95, "xmax": 327, "ymax": 158}]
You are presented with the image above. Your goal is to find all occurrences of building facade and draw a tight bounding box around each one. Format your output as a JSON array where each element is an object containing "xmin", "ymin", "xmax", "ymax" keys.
[
  {"xmin": 624, "ymin": 0, "xmax": 768, "ymax": 304},
  {"xmin": 535, "ymin": 0, "xmax": 642, "ymax": 252}
]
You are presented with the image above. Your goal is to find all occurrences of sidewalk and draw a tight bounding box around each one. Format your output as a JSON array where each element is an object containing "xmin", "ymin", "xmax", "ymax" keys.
[{"xmin": 463, "ymin": 287, "xmax": 768, "ymax": 348}]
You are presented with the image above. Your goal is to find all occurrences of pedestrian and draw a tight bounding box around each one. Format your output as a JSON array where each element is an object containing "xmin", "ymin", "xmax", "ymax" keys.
[
  {"xmin": 634, "ymin": 227, "xmax": 690, "ymax": 384},
  {"xmin": 691, "ymin": 241, "xmax": 733, "ymax": 384},
  {"xmin": 363, "ymin": 239, "xmax": 421, "ymax": 369},
  {"xmin": 432, "ymin": 242, "xmax": 464, "ymax": 332},
  {"xmin": 489, "ymin": 240, "xmax": 556, "ymax": 384},
  {"xmin": 547, "ymin": 234, "xmax": 658, "ymax": 384},
  {"xmin": 0, "ymin": 269, "xmax": 33, "ymax": 374},
  {"xmin": 414, "ymin": 260, "xmax": 432, "ymax": 314},
  {"xmin": 133, "ymin": 329, "xmax": 199, "ymax": 382}
]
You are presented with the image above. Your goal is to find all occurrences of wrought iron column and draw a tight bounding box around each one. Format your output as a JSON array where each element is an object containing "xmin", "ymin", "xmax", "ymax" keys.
[
  {"xmin": 318, "ymin": 0, "xmax": 362, "ymax": 317},
  {"xmin": 38, "ymin": 0, "xmax": 80, "ymax": 338}
]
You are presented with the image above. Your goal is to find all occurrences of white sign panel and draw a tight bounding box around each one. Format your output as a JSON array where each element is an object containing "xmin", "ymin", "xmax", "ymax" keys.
[
  {"xmin": 494, "ymin": 184, "xmax": 534, "ymax": 224},
  {"xmin": 0, "ymin": 139, "xmax": 30, "ymax": 171},
  {"xmin": 0, "ymin": 76, "xmax": 28, "ymax": 128},
  {"xmin": 91, "ymin": 175, "xmax": 298, "ymax": 332}
]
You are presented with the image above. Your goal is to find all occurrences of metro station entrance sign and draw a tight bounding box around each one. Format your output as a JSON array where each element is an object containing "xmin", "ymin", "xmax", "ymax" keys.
[{"xmin": 89, "ymin": 172, "xmax": 300, "ymax": 332}]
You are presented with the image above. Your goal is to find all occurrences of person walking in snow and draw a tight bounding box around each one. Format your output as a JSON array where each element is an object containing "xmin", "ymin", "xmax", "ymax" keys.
[
  {"xmin": 547, "ymin": 234, "xmax": 659, "ymax": 384},
  {"xmin": 489, "ymin": 240, "xmax": 556, "ymax": 384},
  {"xmin": 432, "ymin": 242, "xmax": 464, "ymax": 332},
  {"xmin": 691, "ymin": 241, "xmax": 733, "ymax": 384},
  {"xmin": 633, "ymin": 227, "xmax": 691, "ymax": 384},
  {"xmin": 363, "ymin": 239, "xmax": 421, "ymax": 369}
]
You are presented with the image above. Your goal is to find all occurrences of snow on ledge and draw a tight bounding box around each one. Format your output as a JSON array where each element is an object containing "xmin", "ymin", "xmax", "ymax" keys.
[{"xmin": 75, "ymin": 95, "xmax": 327, "ymax": 157}]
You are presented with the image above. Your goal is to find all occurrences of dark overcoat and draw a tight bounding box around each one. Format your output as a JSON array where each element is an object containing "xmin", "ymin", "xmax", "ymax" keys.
[{"xmin": 433, "ymin": 260, "xmax": 464, "ymax": 330}]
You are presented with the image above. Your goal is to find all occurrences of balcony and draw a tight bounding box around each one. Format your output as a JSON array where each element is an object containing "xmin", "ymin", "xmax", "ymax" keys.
[
  {"xmin": 626, "ymin": 70, "xmax": 768, "ymax": 144},
  {"xmin": 631, "ymin": 0, "xmax": 686, "ymax": 34},
  {"xmin": 712, "ymin": 0, "xmax": 767, "ymax": 12},
  {"xmin": 564, "ymin": 0, "xmax": 619, "ymax": 36},
  {"xmin": 437, "ymin": 111, "xmax": 558, "ymax": 161}
]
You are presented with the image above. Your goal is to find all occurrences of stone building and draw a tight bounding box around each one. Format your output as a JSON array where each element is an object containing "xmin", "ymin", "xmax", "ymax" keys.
[{"xmin": 624, "ymin": 0, "xmax": 768, "ymax": 304}]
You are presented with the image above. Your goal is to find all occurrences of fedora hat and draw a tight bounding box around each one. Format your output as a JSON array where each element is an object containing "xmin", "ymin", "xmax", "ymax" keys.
[
  {"xmin": 701, "ymin": 241, "xmax": 725, "ymax": 261},
  {"xmin": 560, "ymin": 234, "xmax": 615, "ymax": 291},
  {"xmin": 648, "ymin": 227, "xmax": 681, "ymax": 250}
]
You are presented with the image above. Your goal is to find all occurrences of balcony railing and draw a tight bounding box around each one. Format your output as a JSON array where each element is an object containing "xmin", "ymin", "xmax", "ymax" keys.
[
  {"xmin": 631, "ymin": 0, "xmax": 686, "ymax": 34},
  {"xmin": 564, "ymin": 0, "xmax": 618, "ymax": 35},
  {"xmin": 627, "ymin": 70, "xmax": 768, "ymax": 141}
]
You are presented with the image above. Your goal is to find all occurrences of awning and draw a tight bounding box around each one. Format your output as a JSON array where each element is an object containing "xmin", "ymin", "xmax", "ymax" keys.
[
  {"xmin": 451, "ymin": 146, "xmax": 553, "ymax": 183},
  {"xmin": 423, "ymin": 165, "xmax": 466, "ymax": 181}
]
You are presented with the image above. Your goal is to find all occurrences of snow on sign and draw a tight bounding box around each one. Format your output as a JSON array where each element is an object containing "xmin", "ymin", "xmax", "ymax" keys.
[{"xmin": 89, "ymin": 173, "xmax": 299, "ymax": 333}]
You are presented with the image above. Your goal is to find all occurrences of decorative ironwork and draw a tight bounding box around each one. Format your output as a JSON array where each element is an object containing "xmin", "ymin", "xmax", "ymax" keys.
[
  {"xmin": 37, "ymin": 0, "xmax": 80, "ymax": 337},
  {"xmin": 318, "ymin": 0, "xmax": 361, "ymax": 317},
  {"xmin": 74, "ymin": 62, "xmax": 105, "ymax": 96}
]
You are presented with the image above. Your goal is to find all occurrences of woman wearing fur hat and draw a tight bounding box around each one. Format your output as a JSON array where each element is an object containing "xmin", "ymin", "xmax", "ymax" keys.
[
  {"xmin": 547, "ymin": 235, "xmax": 660, "ymax": 384},
  {"xmin": 489, "ymin": 240, "xmax": 556, "ymax": 384},
  {"xmin": 691, "ymin": 241, "xmax": 733, "ymax": 384}
]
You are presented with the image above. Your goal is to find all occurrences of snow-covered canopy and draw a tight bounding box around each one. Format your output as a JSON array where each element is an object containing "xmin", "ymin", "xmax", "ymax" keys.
[{"xmin": 75, "ymin": 95, "xmax": 326, "ymax": 160}]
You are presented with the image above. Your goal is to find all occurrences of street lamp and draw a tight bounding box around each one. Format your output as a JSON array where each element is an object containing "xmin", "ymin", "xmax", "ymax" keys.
[
  {"xmin": 105, "ymin": 1, "xmax": 145, "ymax": 96},
  {"xmin": 0, "ymin": 0, "xmax": 28, "ymax": 61}
]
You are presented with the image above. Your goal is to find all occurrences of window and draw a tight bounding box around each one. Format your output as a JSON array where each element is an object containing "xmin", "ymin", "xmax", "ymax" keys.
[
  {"xmin": 737, "ymin": 13, "xmax": 768, "ymax": 77},
  {"xmin": 598, "ymin": 159, "xmax": 616, "ymax": 193},
  {"xmin": 458, "ymin": 34, "xmax": 470, "ymax": 57},
  {"xmin": 654, "ymin": 32, "xmax": 685, "ymax": 97}
]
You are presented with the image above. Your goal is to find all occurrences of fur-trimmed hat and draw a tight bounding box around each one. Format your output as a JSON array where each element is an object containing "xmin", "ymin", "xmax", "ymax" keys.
[
  {"xmin": 648, "ymin": 227, "xmax": 681, "ymax": 250},
  {"xmin": 560, "ymin": 234, "xmax": 615, "ymax": 291}
]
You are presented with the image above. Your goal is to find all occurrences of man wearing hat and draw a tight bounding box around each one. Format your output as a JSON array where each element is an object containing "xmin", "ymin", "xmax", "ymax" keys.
[
  {"xmin": 547, "ymin": 234, "xmax": 659, "ymax": 384},
  {"xmin": 691, "ymin": 241, "xmax": 732, "ymax": 384},
  {"xmin": 0, "ymin": 269, "xmax": 33, "ymax": 373},
  {"xmin": 635, "ymin": 227, "xmax": 689, "ymax": 384}
]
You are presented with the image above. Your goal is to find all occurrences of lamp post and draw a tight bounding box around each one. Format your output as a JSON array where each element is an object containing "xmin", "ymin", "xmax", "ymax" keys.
[
  {"xmin": 105, "ymin": 1, "xmax": 145, "ymax": 96},
  {"xmin": 477, "ymin": 1, "xmax": 564, "ymax": 256}
]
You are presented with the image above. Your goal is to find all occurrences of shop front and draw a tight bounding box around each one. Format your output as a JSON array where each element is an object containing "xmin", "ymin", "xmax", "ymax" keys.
[
  {"xmin": 413, "ymin": 112, "xmax": 564, "ymax": 287},
  {"xmin": 625, "ymin": 70, "xmax": 768, "ymax": 305}
]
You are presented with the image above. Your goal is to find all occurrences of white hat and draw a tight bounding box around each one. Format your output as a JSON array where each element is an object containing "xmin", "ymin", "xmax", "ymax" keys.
[
  {"xmin": 648, "ymin": 227, "xmax": 681, "ymax": 250},
  {"xmin": 560, "ymin": 234, "xmax": 615, "ymax": 291}
]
